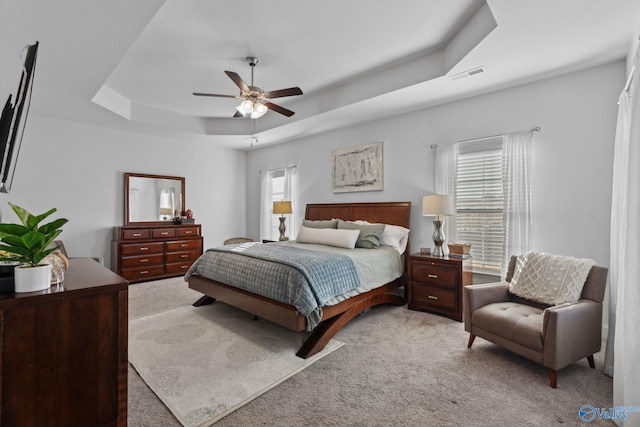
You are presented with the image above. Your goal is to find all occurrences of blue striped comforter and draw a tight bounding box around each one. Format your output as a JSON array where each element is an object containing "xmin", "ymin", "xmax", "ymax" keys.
[{"xmin": 185, "ymin": 242, "xmax": 361, "ymax": 329}]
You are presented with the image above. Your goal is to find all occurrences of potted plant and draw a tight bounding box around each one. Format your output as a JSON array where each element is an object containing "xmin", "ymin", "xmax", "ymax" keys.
[{"xmin": 0, "ymin": 202, "xmax": 68, "ymax": 292}]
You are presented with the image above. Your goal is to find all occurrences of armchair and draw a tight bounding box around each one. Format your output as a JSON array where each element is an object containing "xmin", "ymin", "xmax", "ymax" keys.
[{"xmin": 463, "ymin": 255, "xmax": 608, "ymax": 388}]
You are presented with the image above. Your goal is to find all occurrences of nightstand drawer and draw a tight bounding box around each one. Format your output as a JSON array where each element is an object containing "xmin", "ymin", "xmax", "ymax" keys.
[
  {"xmin": 411, "ymin": 263, "xmax": 457, "ymax": 288},
  {"xmin": 410, "ymin": 284, "xmax": 457, "ymax": 311}
]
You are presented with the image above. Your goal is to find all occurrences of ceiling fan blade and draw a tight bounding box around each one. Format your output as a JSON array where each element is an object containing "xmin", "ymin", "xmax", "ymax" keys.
[
  {"xmin": 233, "ymin": 110, "xmax": 244, "ymax": 118},
  {"xmin": 262, "ymin": 87, "xmax": 303, "ymax": 99},
  {"xmin": 193, "ymin": 92, "xmax": 238, "ymax": 99},
  {"xmin": 224, "ymin": 71, "xmax": 250, "ymax": 93},
  {"xmin": 265, "ymin": 102, "xmax": 295, "ymax": 117}
]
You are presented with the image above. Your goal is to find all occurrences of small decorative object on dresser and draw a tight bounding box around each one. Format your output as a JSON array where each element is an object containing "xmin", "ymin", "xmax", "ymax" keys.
[{"xmin": 408, "ymin": 253, "xmax": 473, "ymax": 321}]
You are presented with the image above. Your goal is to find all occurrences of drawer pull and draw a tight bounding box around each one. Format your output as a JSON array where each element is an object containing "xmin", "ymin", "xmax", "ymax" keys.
[
  {"xmin": 160, "ymin": 232, "xmax": 169, "ymax": 235},
  {"xmin": 140, "ymin": 259, "xmax": 148, "ymax": 263},
  {"xmin": 181, "ymin": 254, "xmax": 188, "ymax": 258},
  {"xmin": 181, "ymin": 265, "xmax": 188, "ymax": 269},
  {"xmin": 133, "ymin": 233, "xmax": 142, "ymax": 237},
  {"xmin": 140, "ymin": 270, "xmax": 149, "ymax": 275},
  {"xmin": 428, "ymin": 295, "xmax": 438, "ymax": 300},
  {"xmin": 181, "ymin": 244, "xmax": 188, "ymax": 247},
  {"xmin": 140, "ymin": 247, "xmax": 149, "ymax": 251},
  {"xmin": 428, "ymin": 274, "xmax": 438, "ymax": 279},
  {"xmin": 185, "ymin": 231, "xmax": 193, "ymax": 234}
]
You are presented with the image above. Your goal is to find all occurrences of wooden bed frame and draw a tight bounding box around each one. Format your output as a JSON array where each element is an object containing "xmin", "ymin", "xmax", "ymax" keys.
[{"xmin": 188, "ymin": 201, "xmax": 412, "ymax": 358}]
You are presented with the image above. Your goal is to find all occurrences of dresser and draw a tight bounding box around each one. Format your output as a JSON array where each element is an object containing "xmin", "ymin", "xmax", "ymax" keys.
[
  {"xmin": 112, "ymin": 224, "xmax": 203, "ymax": 283},
  {"xmin": 0, "ymin": 258, "xmax": 128, "ymax": 426},
  {"xmin": 407, "ymin": 253, "xmax": 473, "ymax": 321}
]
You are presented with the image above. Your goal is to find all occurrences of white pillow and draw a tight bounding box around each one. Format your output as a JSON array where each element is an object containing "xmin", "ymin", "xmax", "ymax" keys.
[
  {"xmin": 354, "ymin": 220, "xmax": 410, "ymax": 254},
  {"xmin": 295, "ymin": 225, "xmax": 360, "ymax": 249},
  {"xmin": 509, "ymin": 252, "xmax": 596, "ymax": 306}
]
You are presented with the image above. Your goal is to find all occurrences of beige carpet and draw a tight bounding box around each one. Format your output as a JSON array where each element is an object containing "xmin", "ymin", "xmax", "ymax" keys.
[
  {"xmin": 129, "ymin": 295, "xmax": 343, "ymax": 427},
  {"xmin": 128, "ymin": 278, "xmax": 614, "ymax": 426}
]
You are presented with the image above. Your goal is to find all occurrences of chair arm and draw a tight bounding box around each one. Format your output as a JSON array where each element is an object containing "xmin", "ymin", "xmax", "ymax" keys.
[
  {"xmin": 463, "ymin": 282, "xmax": 511, "ymax": 332},
  {"xmin": 542, "ymin": 300, "xmax": 603, "ymax": 370}
]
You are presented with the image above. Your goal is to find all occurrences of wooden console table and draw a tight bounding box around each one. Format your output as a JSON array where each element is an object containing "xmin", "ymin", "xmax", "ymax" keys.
[{"xmin": 0, "ymin": 258, "xmax": 128, "ymax": 426}]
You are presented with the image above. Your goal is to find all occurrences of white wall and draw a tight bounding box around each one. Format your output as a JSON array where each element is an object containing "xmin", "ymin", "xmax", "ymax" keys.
[
  {"xmin": 0, "ymin": 115, "xmax": 247, "ymax": 267},
  {"xmin": 247, "ymin": 60, "xmax": 625, "ymax": 269}
]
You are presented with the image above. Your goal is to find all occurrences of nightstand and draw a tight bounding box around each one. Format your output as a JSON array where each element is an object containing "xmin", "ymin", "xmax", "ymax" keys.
[{"xmin": 407, "ymin": 253, "xmax": 473, "ymax": 321}]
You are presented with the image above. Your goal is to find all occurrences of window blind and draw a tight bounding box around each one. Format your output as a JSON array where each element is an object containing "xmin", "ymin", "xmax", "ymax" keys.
[{"xmin": 456, "ymin": 137, "xmax": 504, "ymax": 274}]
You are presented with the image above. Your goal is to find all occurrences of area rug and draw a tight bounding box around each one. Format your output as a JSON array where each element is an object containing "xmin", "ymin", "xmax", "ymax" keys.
[{"xmin": 129, "ymin": 303, "xmax": 343, "ymax": 427}]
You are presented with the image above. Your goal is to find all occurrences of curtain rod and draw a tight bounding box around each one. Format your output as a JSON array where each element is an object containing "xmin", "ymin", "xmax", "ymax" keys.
[{"xmin": 429, "ymin": 126, "xmax": 540, "ymax": 149}]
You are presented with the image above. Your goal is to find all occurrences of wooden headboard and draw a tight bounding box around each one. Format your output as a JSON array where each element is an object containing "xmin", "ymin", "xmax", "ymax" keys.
[{"xmin": 305, "ymin": 202, "xmax": 411, "ymax": 228}]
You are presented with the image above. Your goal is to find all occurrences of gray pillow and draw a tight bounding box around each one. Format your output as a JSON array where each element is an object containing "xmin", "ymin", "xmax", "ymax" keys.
[
  {"xmin": 337, "ymin": 219, "xmax": 385, "ymax": 249},
  {"xmin": 302, "ymin": 219, "xmax": 338, "ymax": 229}
]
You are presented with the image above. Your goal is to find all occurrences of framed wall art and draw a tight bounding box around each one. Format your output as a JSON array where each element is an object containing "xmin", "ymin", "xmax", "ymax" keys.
[{"xmin": 332, "ymin": 142, "xmax": 383, "ymax": 193}]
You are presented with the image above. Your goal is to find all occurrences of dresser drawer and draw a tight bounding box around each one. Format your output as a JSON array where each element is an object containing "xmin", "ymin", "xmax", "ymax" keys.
[
  {"xmin": 410, "ymin": 284, "xmax": 457, "ymax": 311},
  {"xmin": 121, "ymin": 253, "xmax": 164, "ymax": 268},
  {"xmin": 152, "ymin": 228, "xmax": 176, "ymax": 239},
  {"xmin": 411, "ymin": 263, "xmax": 458, "ymax": 288},
  {"xmin": 165, "ymin": 251, "xmax": 200, "ymax": 263},
  {"xmin": 178, "ymin": 227, "xmax": 200, "ymax": 237},
  {"xmin": 166, "ymin": 239, "xmax": 202, "ymax": 252},
  {"xmin": 120, "ymin": 242, "xmax": 164, "ymax": 256},
  {"xmin": 122, "ymin": 229, "xmax": 150, "ymax": 240},
  {"xmin": 120, "ymin": 265, "xmax": 165, "ymax": 281},
  {"xmin": 166, "ymin": 261, "xmax": 195, "ymax": 275}
]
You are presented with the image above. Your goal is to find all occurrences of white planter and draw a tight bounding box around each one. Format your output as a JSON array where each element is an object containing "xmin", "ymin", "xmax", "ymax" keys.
[{"xmin": 14, "ymin": 263, "xmax": 52, "ymax": 293}]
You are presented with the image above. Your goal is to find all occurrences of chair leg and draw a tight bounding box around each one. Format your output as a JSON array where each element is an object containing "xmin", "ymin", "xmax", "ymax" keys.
[
  {"xmin": 467, "ymin": 334, "xmax": 476, "ymax": 348},
  {"xmin": 587, "ymin": 355, "xmax": 595, "ymax": 369},
  {"xmin": 548, "ymin": 369, "xmax": 557, "ymax": 388}
]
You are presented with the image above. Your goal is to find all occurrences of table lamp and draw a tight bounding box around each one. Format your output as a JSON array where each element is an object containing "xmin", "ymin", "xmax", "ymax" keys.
[
  {"xmin": 422, "ymin": 195, "xmax": 454, "ymax": 257},
  {"xmin": 273, "ymin": 201, "xmax": 292, "ymax": 241}
]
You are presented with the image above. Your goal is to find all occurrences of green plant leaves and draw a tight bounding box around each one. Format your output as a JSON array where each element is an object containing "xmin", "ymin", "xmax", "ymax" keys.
[{"xmin": 0, "ymin": 203, "xmax": 68, "ymax": 267}]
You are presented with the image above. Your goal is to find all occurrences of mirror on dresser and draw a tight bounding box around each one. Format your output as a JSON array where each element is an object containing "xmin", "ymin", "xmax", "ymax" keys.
[{"xmin": 124, "ymin": 172, "xmax": 185, "ymax": 225}]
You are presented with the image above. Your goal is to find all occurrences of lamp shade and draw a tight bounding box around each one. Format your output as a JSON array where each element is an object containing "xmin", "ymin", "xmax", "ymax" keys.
[
  {"xmin": 273, "ymin": 201, "xmax": 292, "ymax": 215},
  {"xmin": 422, "ymin": 195, "xmax": 454, "ymax": 216}
]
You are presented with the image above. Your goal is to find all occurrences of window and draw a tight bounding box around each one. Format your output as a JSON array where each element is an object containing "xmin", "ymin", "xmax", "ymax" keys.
[
  {"xmin": 260, "ymin": 166, "xmax": 296, "ymax": 241},
  {"xmin": 455, "ymin": 137, "xmax": 505, "ymax": 274}
]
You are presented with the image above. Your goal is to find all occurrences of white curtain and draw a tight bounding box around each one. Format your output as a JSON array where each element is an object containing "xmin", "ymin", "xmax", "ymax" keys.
[
  {"xmin": 434, "ymin": 143, "xmax": 458, "ymax": 244},
  {"xmin": 259, "ymin": 166, "xmax": 297, "ymax": 241},
  {"xmin": 502, "ymin": 131, "xmax": 532, "ymax": 277},
  {"xmin": 605, "ymin": 47, "xmax": 640, "ymax": 426}
]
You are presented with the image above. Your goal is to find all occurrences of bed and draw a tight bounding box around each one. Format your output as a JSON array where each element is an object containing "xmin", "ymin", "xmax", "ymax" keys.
[{"xmin": 186, "ymin": 201, "xmax": 411, "ymax": 358}]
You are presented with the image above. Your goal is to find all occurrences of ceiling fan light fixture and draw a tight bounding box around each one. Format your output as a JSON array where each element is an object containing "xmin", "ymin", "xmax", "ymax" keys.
[
  {"xmin": 251, "ymin": 103, "xmax": 268, "ymax": 119},
  {"xmin": 238, "ymin": 99, "xmax": 254, "ymax": 114}
]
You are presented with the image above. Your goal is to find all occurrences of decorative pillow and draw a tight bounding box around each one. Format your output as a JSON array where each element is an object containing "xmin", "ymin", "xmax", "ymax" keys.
[
  {"xmin": 509, "ymin": 252, "xmax": 596, "ymax": 306},
  {"xmin": 337, "ymin": 219, "xmax": 385, "ymax": 249},
  {"xmin": 357, "ymin": 221, "xmax": 410, "ymax": 254},
  {"xmin": 302, "ymin": 219, "xmax": 338, "ymax": 229},
  {"xmin": 295, "ymin": 225, "xmax": 360, "ymax": 249}
]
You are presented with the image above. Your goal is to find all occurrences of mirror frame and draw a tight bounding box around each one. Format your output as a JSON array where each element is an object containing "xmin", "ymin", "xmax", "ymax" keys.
[{"xmin": 124, "ymin": 172, "xmax": 185, "ymax": 226}]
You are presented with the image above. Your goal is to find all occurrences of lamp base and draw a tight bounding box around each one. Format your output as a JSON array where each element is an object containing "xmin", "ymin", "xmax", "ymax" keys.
[
  {"xmin": 278, "ymin": 216, "xmax": 288, "ymax": 241},
  {"xmin": 432, "ymin": 219, "xmax": 446, "ymax": 257}
]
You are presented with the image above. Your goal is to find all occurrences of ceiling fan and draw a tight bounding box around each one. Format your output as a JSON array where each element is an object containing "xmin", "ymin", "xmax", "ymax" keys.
[{"xmin": 193, "ymin": 56, "xmax": 303, "ymax": 119}]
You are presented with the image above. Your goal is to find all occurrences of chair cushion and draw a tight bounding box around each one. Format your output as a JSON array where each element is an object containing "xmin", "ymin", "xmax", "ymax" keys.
[
  {"xmin": 472, "ymin": 302, "xmax": 544, "ymax": 351},
  {"xmin": 509, "ymin": 252, "xmax": 595, "ymax": 306}
]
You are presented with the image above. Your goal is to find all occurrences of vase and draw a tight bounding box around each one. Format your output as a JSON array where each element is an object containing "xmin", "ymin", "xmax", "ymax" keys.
[{"xmin": 14, "ymin": 263, "xmax": 52, "ymax": 293}]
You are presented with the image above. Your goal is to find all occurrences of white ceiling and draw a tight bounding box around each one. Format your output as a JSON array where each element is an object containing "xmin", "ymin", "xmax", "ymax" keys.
[{"xmin": 1, "ymin": 0, "xmax": 639, "ymax": 150}]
